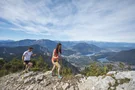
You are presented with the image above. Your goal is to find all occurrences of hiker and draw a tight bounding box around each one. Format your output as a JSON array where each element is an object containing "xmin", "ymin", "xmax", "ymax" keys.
[
  {"xmin": 51, "ymin": 43, "xmax": 62, "ymax": 79},
  {"xmin": 22, "ymin": 47, "xmax": 36, "ymax": 72}
]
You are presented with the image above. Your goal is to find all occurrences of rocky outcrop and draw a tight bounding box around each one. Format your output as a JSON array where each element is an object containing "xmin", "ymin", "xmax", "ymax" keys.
[{"xmin": 0, "ymin": 71, "xmax": 135, "ymax": 90}]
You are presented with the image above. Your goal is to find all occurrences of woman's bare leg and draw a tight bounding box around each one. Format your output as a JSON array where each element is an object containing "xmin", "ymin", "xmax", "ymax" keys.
[
  {"xmin": 51, "ymin": 65, "xmax": 56, "ymax": 73},
  {"xmin": 57, "ymin": 63, "xmax": 61, "ymax": 76}
]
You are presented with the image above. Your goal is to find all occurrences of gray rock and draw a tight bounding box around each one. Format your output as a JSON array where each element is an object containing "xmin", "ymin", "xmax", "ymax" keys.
[
  {"xmin": 24, "ymin": 77, "xmax": 35, "ymax": 84},
  {"xmin": 5, "ymin": 80, "xmax": 10, "ymax": 85},
  {"xmin": 67, "ymin": 86, "xmax": 74, "ymax": 90},
  {"xmin": 114, "ymin": 71, "xmax": 135, "ymax": 80},
  {"xmin": 110, "ymin": 87, "xmax": 115, "ymax": 90},
  {"xmin": 128, "ymin": 79, "xmax": 135, "ymax": 90},
  {"xmin": 75, "ymin": 74, "xmax": 83, "ymax": 78},
  {"xmin": 116, "ymin": 83, "xmax": 129, "ymax": 90},
  {"xmin": 40, "ymin": 79, "xmax": 51, "ymax": 87},
  {"xmin": 1, "ymin": 71, "xmax": 135, "ymax": 90},
  {"xmin": 107, "ymin": 71, "xmax": 117, "ymax": 75},
  {"xmin": 78, "ymin": 76, "xmax": 98, "ymax": 90},
  {"xmin": 28, "ymin": 84, "xmax": 35, "ymax": 90},
  {"xmin": 44, "ymin": 71, "xmax": 52, "ymax": 76},
  {"xmin": 94, "ymin": 76, "xmax": 115, "ymax": 90},
  {"xmin": 36, "ymin": 74, "xmax": 45, "ymax": 81},
  {"xmin": 62, "ymin": 83, "xmax": 69, "ymax": 90},
  {"xmin": 23, "ymin": 71, "xmax": 36, "ymax": 78}
]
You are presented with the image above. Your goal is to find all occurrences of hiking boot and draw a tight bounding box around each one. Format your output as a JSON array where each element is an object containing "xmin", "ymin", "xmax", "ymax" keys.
[
  {"xmin": 58, "ymin": 75, "xmax": 62, "ymax": 79},
  {"xmin": 50, "ymin": 71, "xmax": 56, "ymax": 76}
]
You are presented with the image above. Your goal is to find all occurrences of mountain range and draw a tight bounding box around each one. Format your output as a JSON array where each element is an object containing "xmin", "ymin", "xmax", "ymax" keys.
[
  {"xmin": 1, "ymin": 39, "xmax": 135, "ymax": 50},
  {"xmin": 0, "ymin": 39, "xmax": 102, "ymax": 55},
  {"xmin": 0, "ymin": 39, "xmax": 57, "ymax": 51},
  {"xmin": 107, "ymin": 49, "xmax": 135, "ymax": 65},
  {"xmin": 72, "ymin": 43, "xmax": 101, "ymax": 55},
  {"xmin": 0, "ymin": 39, "xmax": 135, "ymax": 69}
]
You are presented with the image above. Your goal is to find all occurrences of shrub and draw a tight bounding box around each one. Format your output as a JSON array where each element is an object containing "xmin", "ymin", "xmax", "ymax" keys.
[
  {"xmin": 61, "ymin": 67, "xmax": 72, "ymax": 76},
  {"xmin": 119, "ymin": 62, "xmax": 125, "ymax": 71},
  {"xmin": 0, "ymin": 69, "xmax": 8, "ymax": 77},
  {"xmin": 31, "ymin": 56, "xmax": 49, "ymax": 72},
  {"xmin": 82, "ymin": 62, "xmax": 109, "ymax": 76},
  {"xmin": 0, "ymin": 58, "xmax": 24, "ymax": 77},
  {"xmin": 9, "ymin": 58, "xmax": 24, "ymax": 72},
  {"xmin": 0, "ymin": 59, "xmax": 5, "ymax": 69},
  {"xmin": 31, "ymin": 67, "xmax": 40, "ymax": 71}
]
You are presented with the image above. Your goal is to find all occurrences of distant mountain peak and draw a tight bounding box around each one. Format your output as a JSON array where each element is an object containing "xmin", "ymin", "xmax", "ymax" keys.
[{"xmin": 72, "ymin": 43, "xmax": 101, "ymax": 55}]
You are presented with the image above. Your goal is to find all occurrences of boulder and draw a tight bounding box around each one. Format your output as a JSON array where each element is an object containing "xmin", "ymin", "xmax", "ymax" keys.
[
  {"xmin": 44, "ymin": 71, "xmax": 52, "ymax": 76},
  {"xmin": 116, "ymin": 83, "xmax": 129, "ymax": 90},
  {"xmin": 36, "ymin": 74, "xmax": 45, "ymax": 81},
  {"xmin": 114, "ymin": 71, "xmax": 133, "ymax": 79},
  {"xmin": 107, "ymin": 71, "xmax": 117, "ymax": 75},
  {"xmin": 128, "ymin": 79, "xmax": 135, "ymax": 90},
  {"xmin": 24, "ymin": 77, "xmax": 35, "ymax": 84},
  {"xmin": 93, "ymin": 76, "xmax": 115, "ymax": 90},
  {"xmin": 62, "ymin": 83, "xmax": 69, "ymax": 90},
  {"xmin": 23, "ymin": 71, "xmax": 37, "ymax": 78}
]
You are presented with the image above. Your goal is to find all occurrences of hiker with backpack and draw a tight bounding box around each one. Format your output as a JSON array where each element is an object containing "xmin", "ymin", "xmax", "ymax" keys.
[
  {"xmin": 22, "ymin": 47, "xmax": 36, "ymax": 72},
  {"xmin": 51, "ymin": 43, "xmax": 62, "ymax": 79}
]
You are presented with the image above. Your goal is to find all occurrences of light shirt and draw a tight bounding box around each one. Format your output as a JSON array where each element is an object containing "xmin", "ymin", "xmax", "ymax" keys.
[{"xmin": 23, "ymin": 50, "xmax": 33, "ymax": 61}]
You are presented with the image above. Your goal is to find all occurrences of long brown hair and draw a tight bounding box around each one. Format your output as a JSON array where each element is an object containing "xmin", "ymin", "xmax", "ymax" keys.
[{"xmin": 56, "ymin": 43, "xmax": 62, "ymax": 54}]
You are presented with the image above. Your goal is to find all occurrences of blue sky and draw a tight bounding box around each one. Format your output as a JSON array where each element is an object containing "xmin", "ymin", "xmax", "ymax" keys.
[{"xmin": 0, "ymin": 0, "xmax": 135, "ymax": 42}]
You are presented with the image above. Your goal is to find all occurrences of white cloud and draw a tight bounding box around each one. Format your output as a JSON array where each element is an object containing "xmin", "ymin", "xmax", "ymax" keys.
[{"xmin": 0, "ymin": 0, "xmax": 135, "ymax": 42}]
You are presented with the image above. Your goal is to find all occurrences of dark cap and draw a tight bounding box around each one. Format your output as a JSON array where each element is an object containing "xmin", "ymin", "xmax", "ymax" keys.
[{"xmin": 28, "ymin": 47, "xmax": 33, "ymax": 49}]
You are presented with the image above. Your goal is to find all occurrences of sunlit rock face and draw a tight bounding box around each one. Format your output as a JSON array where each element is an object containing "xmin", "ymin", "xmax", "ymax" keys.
[{"xmin": 0, "ymin": 71, "xmax": 135, "ymax": 90}]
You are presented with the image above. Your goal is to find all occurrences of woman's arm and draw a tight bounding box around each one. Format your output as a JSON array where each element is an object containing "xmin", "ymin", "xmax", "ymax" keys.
[{"xmin": 52, "ymin": 50, "xmax": 59, "ymax": 59}]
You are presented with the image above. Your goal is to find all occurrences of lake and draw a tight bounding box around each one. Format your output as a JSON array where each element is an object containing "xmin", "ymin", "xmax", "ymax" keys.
[{"xmin": 97, "ymin": 57, "xmax": 109, "ymax": 62}]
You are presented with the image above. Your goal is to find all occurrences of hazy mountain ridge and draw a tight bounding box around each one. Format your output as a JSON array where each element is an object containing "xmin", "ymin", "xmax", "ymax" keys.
[
  {"xmin": 1, "ymin": 39, "xmax": 135, "ymax": 50},
  {"xmin": 72, "ymin": 43, "xmax": 101, "ymax": 55},
  {"xmin": 0, "ymin": 39, "xmax": 103, "ymax": 56},
  {"xmin": 107, "ymin": 49, "xmax": 135, "ymax": 65},
  {"xmin": 0, "ymin": 39, "xmax": 57, "ymax": 51},
  {"xmin": 0, "ymin": 44, "xmax": 49, "ymax": 54}
]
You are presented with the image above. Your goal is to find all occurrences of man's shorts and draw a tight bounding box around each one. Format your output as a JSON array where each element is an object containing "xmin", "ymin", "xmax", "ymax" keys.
[{"xmin": 24, "ymin": 60, "xmax": 30, "ymax": 65}]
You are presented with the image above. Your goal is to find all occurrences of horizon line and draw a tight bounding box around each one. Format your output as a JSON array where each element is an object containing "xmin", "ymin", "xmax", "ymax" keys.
[{"xmin": 0, "ymin": 39, "xmax": 135, "ymax": 44}]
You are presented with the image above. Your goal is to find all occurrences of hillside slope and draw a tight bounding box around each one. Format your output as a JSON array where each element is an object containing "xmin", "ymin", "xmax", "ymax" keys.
[
  {"xmin": 107, "ymin": 49, "xmax": 135, "ymax": 65},
  {"xmin": 0, "ymin": 71, "xmax": 135, "ymax": 90}
]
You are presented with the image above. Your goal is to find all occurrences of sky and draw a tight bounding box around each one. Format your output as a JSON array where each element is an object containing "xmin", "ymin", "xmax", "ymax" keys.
[{"xmin": 0, "ymin": 0, "xmax": 135, "ymax": 42}]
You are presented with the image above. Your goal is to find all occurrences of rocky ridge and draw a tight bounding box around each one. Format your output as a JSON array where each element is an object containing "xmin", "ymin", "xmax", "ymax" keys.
[{"xmin": 0, "ymin": 71, "xmax": 135, "ymax": 90}]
